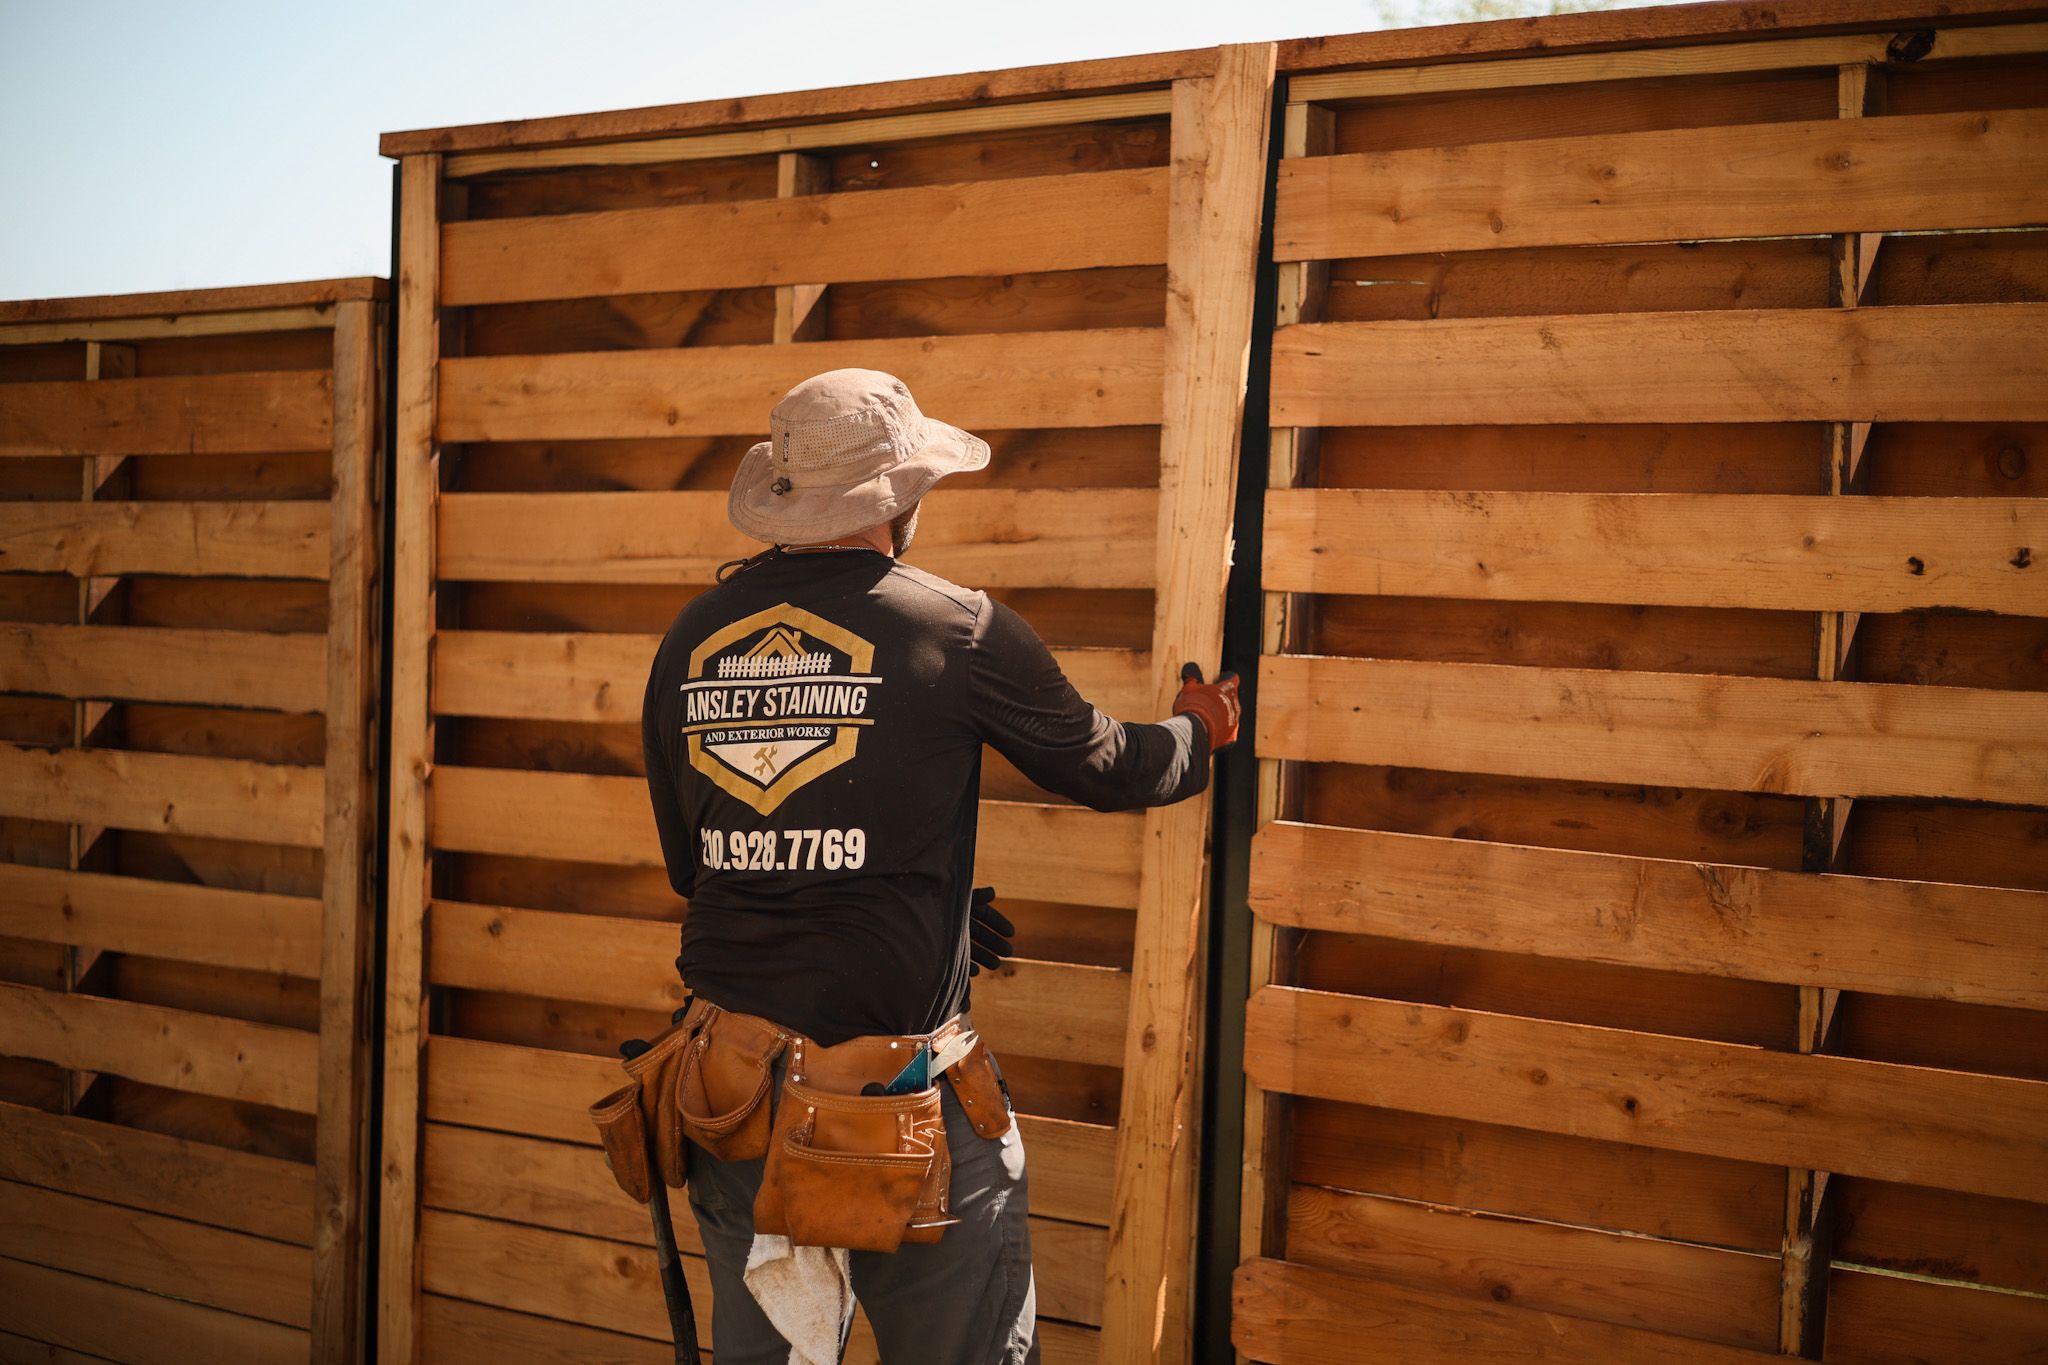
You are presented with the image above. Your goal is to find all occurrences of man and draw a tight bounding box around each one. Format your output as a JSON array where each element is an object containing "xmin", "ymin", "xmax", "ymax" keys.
[{"xmin": 638, "ymin": 368, "xmax": 1239, "ymax": 1363}]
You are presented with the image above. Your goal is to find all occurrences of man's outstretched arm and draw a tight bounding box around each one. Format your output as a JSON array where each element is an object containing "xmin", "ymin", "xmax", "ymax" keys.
[{"xmin": 967, "ymin": 597, "xmax": 1233, "ymax": 813}]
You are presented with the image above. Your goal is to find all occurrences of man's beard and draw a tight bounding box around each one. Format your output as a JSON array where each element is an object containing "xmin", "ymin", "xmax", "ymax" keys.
[{"xmin": 889, "ymin": 504, "xmax": 920, "ymax": 556}]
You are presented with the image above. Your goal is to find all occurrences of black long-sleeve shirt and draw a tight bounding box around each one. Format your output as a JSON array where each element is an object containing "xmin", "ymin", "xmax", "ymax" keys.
[{"xmin": 641, "ymin": 546, "xmax": 1208, "ymax": 1045}]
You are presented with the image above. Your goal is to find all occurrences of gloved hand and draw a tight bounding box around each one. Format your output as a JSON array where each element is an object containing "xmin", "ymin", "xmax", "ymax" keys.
[
  {"xmin": 1173, "ymin": 662, "xmax": 1241, "ymax": 752},
  {"xmin": 968, "ymin": 885, "xmax": 1013, "ymax": 977}
]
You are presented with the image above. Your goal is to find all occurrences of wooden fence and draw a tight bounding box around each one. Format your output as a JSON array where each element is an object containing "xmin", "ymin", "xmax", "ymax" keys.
[
  {"xmin": 1237, "ymin": 9, "xmax": 2048, "ymax": 1364},
  {"xmin": 376, "ymin": 47, "xmax": 1269, "ymax": 1364},
  {"xmin": 0, "ymin": 278, "xmax": 386, "ymax": 1361}
]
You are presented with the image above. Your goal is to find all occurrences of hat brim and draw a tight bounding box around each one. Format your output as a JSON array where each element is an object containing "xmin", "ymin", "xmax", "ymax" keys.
[{"xmin": 727, "ymin": 419, "xmax": 991, "ymax": 544}]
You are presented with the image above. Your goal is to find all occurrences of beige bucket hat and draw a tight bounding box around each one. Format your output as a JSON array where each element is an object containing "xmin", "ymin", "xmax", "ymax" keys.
[{"xmin": 728, "ymin": 368, "xmax": 990, "ymax": 544}]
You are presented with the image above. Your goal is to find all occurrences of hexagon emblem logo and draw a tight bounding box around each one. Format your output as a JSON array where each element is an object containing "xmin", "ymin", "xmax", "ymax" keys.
[{"xmin": 681, "ymin": 603, "xmax": 880, "ymax": 815}]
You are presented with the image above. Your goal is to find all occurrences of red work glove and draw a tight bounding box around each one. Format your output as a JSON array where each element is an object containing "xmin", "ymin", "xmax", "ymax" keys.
[{"xmin": 1172, "ymin": 662, "xmax": 1241, "ymax": 752}]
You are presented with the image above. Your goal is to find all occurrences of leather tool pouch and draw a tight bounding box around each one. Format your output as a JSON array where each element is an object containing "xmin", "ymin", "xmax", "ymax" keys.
[
  {"xmin": 588, "ymin": 1011, "xmax": 699, "ymax": 1204},
  {"xmin": 755, "ymin": 1034, "xmax": 959, "ymax": 1252},
  {"xmin": 947, "ymin": 1038, "xmax": 1014, "ymax": 1140},
  {"xmin": 676, "ymin": 1002, "xmax": 790, "ymax": 1163}
]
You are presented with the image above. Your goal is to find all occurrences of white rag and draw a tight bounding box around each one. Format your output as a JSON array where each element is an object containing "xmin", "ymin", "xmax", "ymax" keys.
[{"xmin": 743, "ymin": 1231, "xmax": 853, "ymax": 1365}]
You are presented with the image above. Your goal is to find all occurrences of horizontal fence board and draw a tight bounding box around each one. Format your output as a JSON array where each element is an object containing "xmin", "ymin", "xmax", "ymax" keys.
[
  {"xmin": 1824, "ymin": 1266, "xmax": 2048, "ymax": 1364},
  {"xmin": 424, "ymin": 1036, "xmax": 613, "ymax": 1145},
  {"xmin": 428, "ymin": 85, "xmax": 1176, "ymax": 173},
  {"xmin": 1833, "ymin": 1180, "xmax": 2047, "ymax": 1297},
  {"xmin": 419, "ymin": 1208, "xmax": 700, "ymax": 1348},
  {"xmin": 1249, "ymin": 822, "xmax": 2048, "ymax": 1009},
  {"xmin": 435, "ymin": 629, "xmax": 1151, "ymax": 724},
  {"xmin": 1256, "ymin": 655, "xmax": 2048, "ymax": 805},
  {"xmin": 437, "ymin": 328, "xmax": 1166, "ymax": 442},
  {"xmin": 1286, "ymin": 1184, "xmax": 1781, "ymax": 1351},
  {"xmin": 442, "ymin": 166, "xmax": 1171, "ymax": 305},
  {"xmin": 0, "ymin": 500, "xmax": 330, "ymax": 578},
  {"xmin": 0, "ymin": 742, "xmax": 327, "ymax": 847},
  {"xmin": 0, "ymin": 623, "xmax": 326, "ymax": 712},
  {"xmin": 0, "ymin": 983, "xmax": 319, "ymax": 1113},
  {"xmin": 420, "ymin": 1293, "xmax": 673, "ymax": 1365},
  {"xmin": 418, "ymin": 1037, "xmax": 1112, "ymax": 1222},
  {"xmin": 1243, "ymin": 985, "xmax": 2048, "ymax": 1202},
  {"xmin": 1285, "ymin": 19, "xmax": 2048, "ymax": 101},
  {"xmin": 425, "ymin": 897, "xmax": 1128, "ymax": 1065},
  {"xmin": 0, "ymin": 1254, "xmax": 307, "ymax": 1365},
  {"xmin": 1232, "ymin": 1256, "xmax": 1770, "ymax": 1363},
  {"xmin": 1271, "ymin": 305, "xmax": 2048, "ymax": 426},
  {"xmin": 0, "ymin": 1102, "xmax": 313, "ymax": 1246},
  {"xmin": 1263, "ymin": 489, "xmax": 2048, "ymax": 615},
  {"xmin": 1276, "ymin": 109, "xmax": 2048, "ymax": 260},
  {"xmin": 425, "ymin": 901, "xmax": 685, "ymax": 1010},
  {"xmin": 429, "ymin": 765, "xmax": 1145, "ymax": 907},
  {"xmin": 0, "ymin": 863, "xmax": 322, "ymax": 977},
  {"xmin": 437, "ymin": 488, "xmax": 1158, "ymax": 588},
  {"xmin": 0, "ymin": 370, "xmax": 333, "ymax": 457},
  {"xmin": 0, "ymin": 1178, "xmax": 312, "ymax": 1329},
  {"xmin": 418, "ymin": 1127, "xmax": 1110, "ymax": 1327}
]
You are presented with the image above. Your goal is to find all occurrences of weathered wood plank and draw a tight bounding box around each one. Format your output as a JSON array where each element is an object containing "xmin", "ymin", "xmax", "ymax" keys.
[
  {"xmin": 432, "ymin": 87, "xmax": 1178, "ymax": 174},
  {"xmin": 1824, "ymin": 1265, "xmax": 2048, "ymax": 1362},
  {"xmin": 1232, "ymin": 1256, "xmax": 1771, "ymax": 1363},
  {"xmin": 0, "ymin": 371, "xmax": 332, "ymax": 457},
  {"xmin": 420, "ymin": 1036, "xmax": 1111, "ymax": 1212},
  {"xmin": 425, "ymin": 897, "xmax": 1128, "ymax": 1064},
  {"xmin": 1263, "ymin": 489, "xmax": 2048, "ymax": 615},
  {"xmin": 417, "ymin": 1126, "xmax": 1108, "ymax": 1324},
  {"xmin": 0, "ymin": 1101, "xmax": 313, "ymax": 1245},
  {"xmin": 0, "ymin": 983, "xmax": 318, "ymax": 1113},
  {"xmin": 443, "ymin": 167, "xmax": 1169, "ymax": 305},
  {"xmin": 0, "ymin": 1255, "xmax": 307, "ymax": 1365},
  {"xmin": 438, "ymin": 488, "xmax": 1158, "ymax": 588},
  {"xmin": 1271, "ymin": 306, "xmax": 2048, "ymax": 427},
  {"xmin": 438, "ymin": 328, "xmax": 1165, "ymax": 442},
  {"xmin": 1286, "ymin": 1184, "xmax": 1781, "ymax": 1351},
  {"xmin": 0, "ymin": 743, "xmax": 327, "ymax": 846},
  {"xmin": 1256, "ymin": 655, "xmax": 2048, "ymax": 805},
  {"xmin": 0, "ymin": 863, "xmax": 321, "ymax": 977},
  {"xmin": 436, "ymin": 629, "xmax": 1150, "ymax": 724},
  {"xmin": 0, "ymin": 1179, "xmax": 312, "ymax": 1329},
  {"xmin": 0, "ymin": 277, "xmax": 381, "ymax": 326},
  {"xmin": 1276, "ymin": 109, "xmax": 2048, "ymax": 260},
  {"xmin": 429, "ymin": 765, "xmax": 1145, "ymax": 907},
  {"xmin": 0, "ymin": 623, "xmax": 325, "ymax": 712},
  {"xmin": 0, "ymin": 501, "xmax": 329, "ymax": 578},
  {"xmin": 313, "ymin": 294, "xmax": 381, "ymax": 1364},
  {"xmin": 380, "ymin": 152, "xmax": 443, "ymax": 1365},
  {"xmin": 1243, "ymin": 985, "xmax": 2048, "ymax": 1202},
  {"xmin": 1250, "ymin": 822, "xmax": 2048, "ymax": 1010},
  {"xmin": 419, "ymin": 1294, "xmax": 672, "ymax": 1364},
  {"xmin": 1101, "ymin": 43, "xmax": 1274, "ymax": 1365}
]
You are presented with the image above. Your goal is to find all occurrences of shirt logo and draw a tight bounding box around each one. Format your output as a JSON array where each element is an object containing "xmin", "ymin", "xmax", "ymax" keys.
[{"xmin": 682, "ymin": 603, "xmax": 880, "ymax": 815}]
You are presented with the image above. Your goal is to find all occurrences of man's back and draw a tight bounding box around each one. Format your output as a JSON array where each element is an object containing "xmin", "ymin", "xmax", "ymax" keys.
[{"xmin": 642, "ymin": 545, "xmax": 1207, "ymax": 1046}]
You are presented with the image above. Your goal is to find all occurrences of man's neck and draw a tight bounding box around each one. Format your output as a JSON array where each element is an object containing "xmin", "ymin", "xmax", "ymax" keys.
[{"xmin": 783, "ymin": 528, "xmax": 894, "ymax": 557}]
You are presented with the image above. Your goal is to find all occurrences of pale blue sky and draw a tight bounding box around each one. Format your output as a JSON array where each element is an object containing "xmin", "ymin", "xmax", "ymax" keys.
[{"xmin": 1, "ymin": 0, "xmax": 1652, "ymax": 302}]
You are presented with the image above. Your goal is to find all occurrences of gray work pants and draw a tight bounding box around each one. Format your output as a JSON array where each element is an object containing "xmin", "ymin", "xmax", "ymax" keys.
[{"xmin": 683, "ymin": 1055, "xmax": 1040, "ymax": 1364}]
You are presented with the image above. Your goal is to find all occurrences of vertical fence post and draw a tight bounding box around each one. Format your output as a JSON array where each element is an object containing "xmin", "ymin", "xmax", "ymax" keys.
[
  {"xmin": 1780, "ymin": 57, "xmax": 1886, "ymax": 1361},
  {"xmin": 314, "ymin": 295, "xmax": 384, "ymax": 1360},
  {"xmin": 380, "ymin": 151, "xmax": 444, "ymax": 1365},
  {"xmin": 1100, "ymin": 40, "xmax": 1275, "ymax": 1365}
]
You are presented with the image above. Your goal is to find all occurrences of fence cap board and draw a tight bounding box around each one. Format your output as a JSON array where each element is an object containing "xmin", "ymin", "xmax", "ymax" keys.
[
  {"xmin": 378, "ymin": 48, "xmax": 1210, "ymax": 158},
  {"xmin": 377, "ymin": 0, "xmax": 2043, "ymax": 159},
  {"xmin": 0, "ymin": 276, "xmax": 387, "ymax": 326},
  {"xmin": 1276, "ymin": 0, "xmax": 2048, "ymax": 73}
]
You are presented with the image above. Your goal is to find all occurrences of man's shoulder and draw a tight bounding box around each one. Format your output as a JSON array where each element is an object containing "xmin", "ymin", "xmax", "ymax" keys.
[{"xmin": 881, "ymin": 560, "xmax": 986, "ymax": 622}]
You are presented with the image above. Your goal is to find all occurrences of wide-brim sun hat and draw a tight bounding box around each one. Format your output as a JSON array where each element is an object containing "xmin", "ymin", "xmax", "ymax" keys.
[{"xmin": 728, "ymin": 368, "xmax": 990, "ymax": 544}]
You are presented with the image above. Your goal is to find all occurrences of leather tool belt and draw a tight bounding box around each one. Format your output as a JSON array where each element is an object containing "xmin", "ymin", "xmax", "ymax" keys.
[{"xmin": 589, "ymin": 995, "xmax": 1014, "ymax": 1254}]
